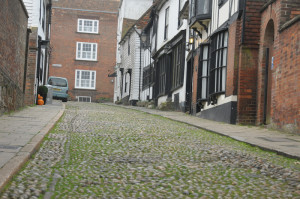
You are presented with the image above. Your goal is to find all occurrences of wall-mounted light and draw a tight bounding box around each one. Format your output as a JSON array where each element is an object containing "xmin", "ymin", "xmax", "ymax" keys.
[
  {"xmin": 189, "ymin": 37, "xmax": 194, "ymax": 45},
  {"xmin": 141, "ymin": 32, "xmax": 147, "ymax": 43},
  {"xmin": 186, "ymin": 34, "xmax": 194, "ymax": 51}
]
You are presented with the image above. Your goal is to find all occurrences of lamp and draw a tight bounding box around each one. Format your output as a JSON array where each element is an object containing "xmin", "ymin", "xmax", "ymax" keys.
[
  {"xmin": 186, "ymin": 35, "xmax": 194, "ymax": 51},
  {"xmin": 189, "ymin": 37, "xmax": 194, "ymax": 45},
  {"xmin": 141, "ymin": 32, "xmax": 147, "ymax": 43}
]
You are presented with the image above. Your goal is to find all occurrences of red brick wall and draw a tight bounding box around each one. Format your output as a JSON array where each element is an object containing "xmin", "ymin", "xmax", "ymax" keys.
[
  {"xmin": 226, "ymin": 20, "xmax": 241, "ymax": 97},
  {"xmin": 236, "ymin": 0, "xmax": 264, "ymax": 124},
  {"xmin": 50, "ymin": 0, "xmax": 119, "ymax": 101},
  {"xmin": 0, "ymin": 0, "xmax": 28, "ymax": 114},
  {"xmin": 274, "ymin": 22, "xmax": 299, "ymax": 132},
  {"xmin": 24, "ymin": 28, "xmax": 38, "ymax": 106},
  {"xmin": 257, "ymin": 0, "xmax": 299, "ymax": 133},
  {"xmin": 191, "ymin": 53, "xmax": 199, "ymax": 114},
  {"xmin": 279, "ymin": 0, "xmax": 300, "ymax": 27}
]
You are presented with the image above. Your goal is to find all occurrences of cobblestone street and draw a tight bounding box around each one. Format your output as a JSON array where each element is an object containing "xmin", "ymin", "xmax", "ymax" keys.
[{"xmin": 1, "ymin": 102, "xmax": 300, "ymax": 198}]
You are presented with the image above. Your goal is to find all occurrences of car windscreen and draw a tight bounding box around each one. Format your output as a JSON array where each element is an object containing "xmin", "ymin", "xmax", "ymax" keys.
[{"xmin": 48, "ymin": 78, "xmax": 67, "ymax": 87}]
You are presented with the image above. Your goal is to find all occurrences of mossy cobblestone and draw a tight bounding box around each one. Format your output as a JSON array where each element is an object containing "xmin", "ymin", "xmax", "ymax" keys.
[{"xmin": 1, "ymin": 102, "xmax": 300, "ymax": 198}]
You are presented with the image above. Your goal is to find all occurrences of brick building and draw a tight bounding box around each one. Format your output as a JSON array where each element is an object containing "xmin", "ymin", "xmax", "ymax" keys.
[
  {"xmin": 0, "ymin": 0, "xmax": 29, "ymax": 114},
  {"xmin": 49, "ymin": 0, "xmax": 120, "ymax": 102},
  {"xmin": 257, "ymin": 0, "xmax": 300, "ymax": 133}
]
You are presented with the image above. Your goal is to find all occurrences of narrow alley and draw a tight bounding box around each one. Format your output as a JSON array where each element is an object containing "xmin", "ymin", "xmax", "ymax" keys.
[{"xmin": 1, "ymin": 102, "xmax": 299, "ymax": 198}]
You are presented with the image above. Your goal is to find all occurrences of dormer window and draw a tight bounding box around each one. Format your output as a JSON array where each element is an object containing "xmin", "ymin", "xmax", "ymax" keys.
[
  {"xmin": 189, "ymin": 0, "xmax": 212, "ymax": 31},
  {"xmin": 189, "ymin": 0, "xmax": 211, "ymax": 21}
]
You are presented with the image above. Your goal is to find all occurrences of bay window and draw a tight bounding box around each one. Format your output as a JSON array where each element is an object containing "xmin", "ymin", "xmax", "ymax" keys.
[{"xmin": 209, "ymin": 30, "xmax": 228, "ymax": 95}]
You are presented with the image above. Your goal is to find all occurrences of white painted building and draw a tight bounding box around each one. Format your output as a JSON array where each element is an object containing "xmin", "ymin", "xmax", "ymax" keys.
[
  {"xmin": 151, "ymin": 0, "xmax": 189, "ymax": 111},
  {"xmin": 114, "ymin": 0, "xmax": 153, "ymax": 102},
  {"xmin": 119, "ymin": 28, "xmax": 142, "ymax": 103},
  {"xmin": 23, "ymin": 0, "xmax": 50, "ymax": 102}
]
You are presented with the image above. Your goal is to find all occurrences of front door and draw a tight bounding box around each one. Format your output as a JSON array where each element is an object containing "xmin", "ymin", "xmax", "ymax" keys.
[{"xmin": 185, "ymin": 59, "xmax": 193, "ymax": 113}]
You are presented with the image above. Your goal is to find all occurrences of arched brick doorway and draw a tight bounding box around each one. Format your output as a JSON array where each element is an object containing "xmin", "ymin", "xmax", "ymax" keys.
[{"xmin": 262, "ymin": 20, "xmax": 275, "ymax": 125}]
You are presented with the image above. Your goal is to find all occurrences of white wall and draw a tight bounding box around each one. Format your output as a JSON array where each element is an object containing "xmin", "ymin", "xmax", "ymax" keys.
[
  {"xmin": 115, "ymin": 0, "xmax": 153, "ymax": 102},
  {"xmin": 155, "ymin": 0, "xmax": 189, "ymax": 107},
  {"xmin": 211, "ymin": 0, "xmax": 240, "ymax": 34},
  {"xmin": 120, "ymin": 30, "xmax": 141, "ymax": 101},
  {"xmin": 156, "ymin": 0, "xmax": 188, "ymax": 51}
]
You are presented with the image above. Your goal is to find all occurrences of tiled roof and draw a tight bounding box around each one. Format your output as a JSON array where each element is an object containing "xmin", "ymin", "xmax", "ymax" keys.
[
  {"xmin": 120, "ymin": 5, "xmax": 154, "ymax": 43},
  {"xmin": 121, "ymin": 18, "xmax": 137, "ymax": 39}
]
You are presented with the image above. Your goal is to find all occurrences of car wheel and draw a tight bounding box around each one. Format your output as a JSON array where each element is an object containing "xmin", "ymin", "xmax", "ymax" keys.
[{"xmin": 62, "ymin": 98, "xmax": 67, "ymax": 102}]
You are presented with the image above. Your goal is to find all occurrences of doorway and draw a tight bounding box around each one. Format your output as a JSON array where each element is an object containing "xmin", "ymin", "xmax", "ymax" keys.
[
  {"xmin": 185, "ymin": 58, "xmax": 193, "ymax": 113},
  {"xmin": 263, "ymin": 20, "xmax": 274, "ymax": 125}
]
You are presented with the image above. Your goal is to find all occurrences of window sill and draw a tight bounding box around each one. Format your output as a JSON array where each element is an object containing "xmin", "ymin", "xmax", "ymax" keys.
[
  {"xmin": 157, "ymin": 93, "xmax": 167, "ymax": 98},
  {"xmin": 76, "ymin": 32, "xmax": 100, "ymax": 35},
  {"xmin": 74, "ymin": 88, "xmax": 96, "ymax": 91},
  {"xmin": 75, "ymin": 59, "xmax": 98, "ymax": 62},
  {"xmin": 170, "ymin": 84, "xmax": 183, "ymax": 92}
]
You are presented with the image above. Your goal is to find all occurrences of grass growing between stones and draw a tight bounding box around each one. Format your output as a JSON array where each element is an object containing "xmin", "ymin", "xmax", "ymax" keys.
[{"xmin": 1, "ymin": 102, "xmax": 299, "ymax": 199}]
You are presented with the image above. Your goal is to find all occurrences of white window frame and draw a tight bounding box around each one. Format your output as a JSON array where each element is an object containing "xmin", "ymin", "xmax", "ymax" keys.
[
  {"xmin": 77, "ymin": 19, "xmax": 99, "ymax": 34},
  {"xmin": 76, "ymin": 42, "xmax": 98, "ymax": 61},
  {"xmin": 75, "ymin": 70, "xmax": 96, "ymax": 89},
  {"xmin": 77, "ymin": 96, "xmax": 92, "ymax": 102}
]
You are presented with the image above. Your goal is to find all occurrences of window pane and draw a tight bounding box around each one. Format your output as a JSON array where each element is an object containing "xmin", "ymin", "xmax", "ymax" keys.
[
  {"xmin": 224, "ymin": 31, "xmax": 228, "ymax": 47},
  {"xmin": 215, "ymin": 71, "xmax": 218, "ymax": 92},
  {"xmin": 203, "ymin": 46, "xmax": 208, "ymax": 59},
  {"xmin": 86, "ymin": 52, "xmax": 91, "ymax": 59},
  {"xmin": 94, "ymin": 21, "xmax": 98, "ymax": 33},
  {"xmin": 79, "ymin": 20, "xmax": 82, "ymax": 32},
  {"xmin": 196, "ymin": 0, "xmax": 209, "ymax": 15},
  {"xmin": 203, "ymin": 0, "xmax": 209, "ymax": 14},
  {"xmin": 223, "ymin": 48, "xmax": 227, "ymax": 66},
  {"xmin": 222, "ymin": 67, "xmax": 226, "ymax": 91},
  {"xmin": 84, "ymin": 20, "xmax": 93, "ymax": 32},
  {"xmin": 77, "ymin": 43, "xmax": 81, "ymax": 58},
  {"xmin": 215, "ymin": 51, "xmax": 218, "ymax": 68},
  {"xmin": 92, "ymin": 44, "xmax": 96, "ymax": 59},
  {"xmin": 219, "ymin": 33, "xmax": 223, "ymax": 48},
  {"xmin": 218, "ymin": 68, "xmax": 221, "ymax": 91},
  {"xmin": 219, "ymin": 50, "xmax": 222, "ymax": 67},
  {"xmin": 202, "ymin": 61, "xmax": 207, "ymax": 76},
  {"xmin": 201, "ymin": 78, "xmax": 207, "ymax": 99}
]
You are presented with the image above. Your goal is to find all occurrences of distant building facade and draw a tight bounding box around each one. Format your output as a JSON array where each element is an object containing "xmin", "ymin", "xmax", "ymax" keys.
[
  {"xmin": 49, "ymin": 0, "xmax": 119, "ymax": 102},
  {"xmin": 0, "ymin": 0, "xmax": 29, "ymax": 114},
  {"xmin": 114, "ymin": 0, "xmax": 153, "ymax": 103}
]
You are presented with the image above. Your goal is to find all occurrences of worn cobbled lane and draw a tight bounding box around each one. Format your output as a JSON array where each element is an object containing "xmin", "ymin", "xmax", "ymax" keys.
[{"xmin": 1, "ymin": 102, "xmax": 300, "ymax": 198}]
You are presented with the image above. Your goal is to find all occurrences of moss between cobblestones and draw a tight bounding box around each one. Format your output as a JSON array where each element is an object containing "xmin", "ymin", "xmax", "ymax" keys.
[{"xmin": 1, "ymin": 103, "xmax": 300, "ymax": 198}]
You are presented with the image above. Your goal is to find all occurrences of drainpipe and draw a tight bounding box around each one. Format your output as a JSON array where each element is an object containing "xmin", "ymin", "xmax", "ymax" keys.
[
  {"xmin": 263, "ymin": 48, "xmax": 269, "ymax": 124},
  {"xmin": 139, "ymin": 38, "xmax": 142, "ymax": 101},
  {"xmin": 23, "ymin": 28, "xmax": 32, "ymax": 93},
  {"xmin": 44, "ymin": 0, "xmax": 52, "ymax": 84},
  {"xmin": 241, "ymin": 0, "xmax": 247, "ymax": 44}
]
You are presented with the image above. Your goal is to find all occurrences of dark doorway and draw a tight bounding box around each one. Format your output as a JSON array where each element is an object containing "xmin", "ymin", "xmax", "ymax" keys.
[
  {"xmin": 263, "ymin": 20, "xmax": 274, "ymax": 125},
  {"xmin": 185, "ymin": 58, "xmax": 193, "ymax": 113}
]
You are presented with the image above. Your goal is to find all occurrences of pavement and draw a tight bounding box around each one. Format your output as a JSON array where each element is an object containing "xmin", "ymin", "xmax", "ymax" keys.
[
  {"xmin": 0, "ymin": 100, "xmax": 64, "ymax": 191},
  {"xmin": 109, "ymin": 104, "xmax": 300, "ymax": 160},
  {"xmin": 0, "ymin": 100, "xmax": 299, "ymax": 191}
]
